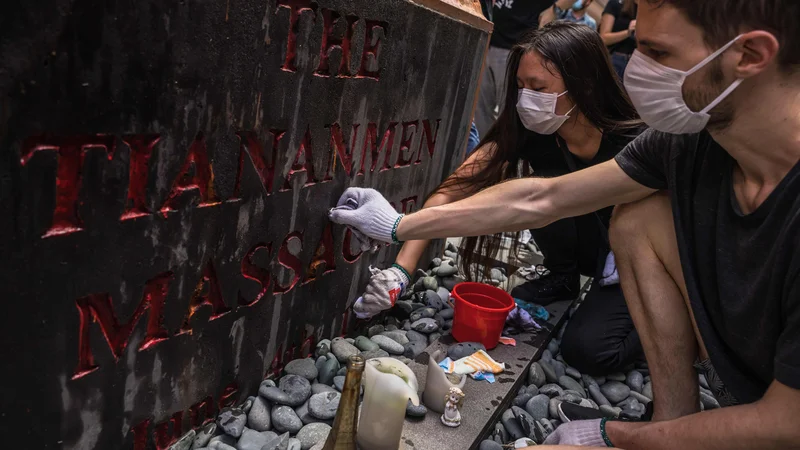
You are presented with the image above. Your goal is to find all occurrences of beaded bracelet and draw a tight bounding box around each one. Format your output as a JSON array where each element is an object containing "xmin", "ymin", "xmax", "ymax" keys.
[
  {"xmin": 391, "ymin": 263, "xmax": 411, "ymax": 283},
  {"xmin": 391, "ymin": 214, "xmax": 404, "ymax": 244},
  {"xmin": 600, "ymin": 417, "xmax": 615, "ymax": 447}
]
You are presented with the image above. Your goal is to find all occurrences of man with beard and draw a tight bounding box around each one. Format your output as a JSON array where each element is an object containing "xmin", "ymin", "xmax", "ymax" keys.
[{"xmin": 330, "ymin": 1, "xmax": 800, "ymax": 448}]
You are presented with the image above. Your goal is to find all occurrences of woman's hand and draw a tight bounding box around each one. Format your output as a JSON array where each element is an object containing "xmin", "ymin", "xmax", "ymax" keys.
[
  {"xmin": 329, "ymin": 188, "xmax": 402, "ymax": 244},
  {"xmin": 628, "ymin": 19, "xmax": 637, "ymax": 35},
  {"xmin": 352, "ymin": 265, "xmax": 410, "ymax": 319}
]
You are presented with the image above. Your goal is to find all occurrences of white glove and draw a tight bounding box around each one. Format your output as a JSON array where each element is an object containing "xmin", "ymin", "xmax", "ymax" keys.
[
  {"xmin": 542, "ymin": 419, "xmax": 608, "ymax": 446},
  {"xmin": 353, "ymin": 265, "xmax": 410, "ymax": 319},
  {"xmin": 329, "ymin": 188, "xmax": 402, "ymax": 244}
]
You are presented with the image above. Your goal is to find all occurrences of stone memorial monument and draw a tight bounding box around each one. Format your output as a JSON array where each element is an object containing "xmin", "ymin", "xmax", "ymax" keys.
[{"xmin": 0, "ymin": 0, "xmax": 490, "ymax": 447}]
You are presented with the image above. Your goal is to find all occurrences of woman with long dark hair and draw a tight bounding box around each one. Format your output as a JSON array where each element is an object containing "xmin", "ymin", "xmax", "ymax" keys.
[
  {"xmin": 347, "ymin": 21, "xmax": 645, "ymax": 375},
  {"xmin": 600, "ymin": 0, "xmax": 639, "ymax": 80}
]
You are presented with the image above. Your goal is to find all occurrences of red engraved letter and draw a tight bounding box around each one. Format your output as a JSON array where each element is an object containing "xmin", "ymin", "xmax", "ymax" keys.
[
  {"xmin": 315, "ymin": 9, "xmax": 358, "ymax": 77},
  {"xmin": 400, "ymin": 195, "xmax": 418, "ymax": 214},
  {"xmin": 154, "ymin": 411, "xmax": 183, "ymax": 450},
  {"xmin": 281, "ymin": 126, "xmax": 318, "ymax": 191},
  {"xmin": 189, "ymin": 396, "xmax": 215, "ymax": 427},
  {"xmin": 304, "ymin": 223, "xmax": 336, "ymax": 284},
  {"xmin": 239, "ymin": 242, "xmax": 273, "ymax": 306},
  {"xmin": 357, "ymin": 122, "xmax": 397, "ymax": 175},
  {"xmin": 234, "ymin": 130, "xmax": 285, "ymax": 198},
  {"xmin": 324, "ymin": 123, "xmax": 359, "ymax": 180},
  {"xmin": 180, "ymin": 260, "xmax": 231, "ymax": 333},
  {"xmin": 20, "ymin": 135, "xmax": 116, "ymax": 237},
  {"xmin": 394, "ymin": 120, "xmax": 419, "ymax": 168},
  {"xmin": 277, "ymin": 0, "xmax": 318, "ymax": 72},
  {"xmin": 73, "ymin": 272, "xmax": 173, "ymax": 379},
  {"xmin": 219, "ymin": 382, "xmax": 240, "ymax": 409},
  {"xmin": 342, "ymin": 228, "xmax": 362, "ymax": 264},
  {"xmin": 273, "ymin": 231, "xmax": 303, "ymax": 294},
  {"xmin": 160, "ymin": 133, "xmax": 219, "ymax": 214},
  {"xmin": 132, "ymin": 418, "xmax": 151, "ymax": 450},
  {"xmin": 414, "ymin": 119, "xmax": 442, "ymax": 164},
  {"xmin": 357, "ymin": 20, "xmax": 388, "ymax": 80},
  {"xmin": 120, "ymin": 135, "xmax": 160, "ymax": 220}
]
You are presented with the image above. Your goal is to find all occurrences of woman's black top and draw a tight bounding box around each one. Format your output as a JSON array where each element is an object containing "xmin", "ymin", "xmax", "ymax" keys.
[{"xmin": 603, "ymin": 0, "xmax": 637, "ymax": 56}]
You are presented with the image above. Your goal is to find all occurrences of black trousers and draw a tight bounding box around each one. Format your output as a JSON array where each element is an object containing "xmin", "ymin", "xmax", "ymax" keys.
[{"xmin": 531, "ymin": 215, "xmax": 645, "ymax": 375}]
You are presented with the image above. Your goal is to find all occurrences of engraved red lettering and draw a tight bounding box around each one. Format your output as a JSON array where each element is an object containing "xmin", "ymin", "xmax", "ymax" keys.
[
  {"xmin": 20, "ymin": 135, "xmax": 116, "ymax": 237},
  {"xmin": 239, "ymin": 242, "xmax": 273, "ymax": 306},
  {"xmin": 324, "ymin": 123, "xmax": 359, "ymax": 180},
  {"xmin": 234, "ymin": 130, "xmax": 285, "ymax": 198},
  {"xmin": 180, "ymin": 260, "xmax": 231, "ymax": 333},
  {"xmin": 414, "ymin": 119, "xmax": 441, "ymax": 164},
  {"xmin": 342, "ymin": 228, "xmax": 363, "ymax": 264},
  {"xmin": 267, "ymin": 343, "xmax": 285, "ymax": 378},
  {"xmin": 273, "ymin": 231, "xmax": 303, "ymax": 294},
  {"xmin": 304, "ymin": 223, "xmax": 336, "ymax": 284},
  {"xmin": 132, "ymin": 418, "xmax": 151, "ymax": 450},
  {"xmin": 160, "ymin": 133, "xmax": 218, "ymax": 214},
  {"xmin": 357, "ymin": 20, "xmax": 387, "ymax": 80},
  {"xmin": 281, "ymin": 126, "xmax": 318, "ymax": 191},
  {"xmin": 154, "ymin": 411, "xmax": 183, "ymax": 450},
  {"xmin": 400, "ymin": 195, "xmax": 418, "ymax": 213},
  {"xmin": 73, "ymin": 272, "xmax": 173, "ymax": 379},
  {"xmin": 357, "ymin": 122, "xmax": 397, "ymax": 175},
  {"xmin": 219, "ymin": 382, "xmax": 239, "ymax": 409},
  {"xmin": 189, "ymin": 396, "xmax": 215, "ymax": 427},
  {"xmin": 277, "ymin": 0, "xmax": 318, "ymax": 72},
  {"xmin": 315, "ymin": 9, "xmax": 358, "ymax": 77},
  {"xmin": 394, "ymin": 120, "xmax": 418, "ymax": 168},
  {"xmin": 120, "ymin": 135, "xmax": 160, "ymax": 220}
]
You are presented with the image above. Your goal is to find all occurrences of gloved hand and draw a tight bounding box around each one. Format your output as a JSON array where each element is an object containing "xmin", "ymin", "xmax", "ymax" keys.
[
  {"xmin": 329, "ymin": 188, "xmax": 402, "ymax": 244},
  {"xmin": 542, "ymin": 419, "xmax": 608, "ymax": 446},
  {"xmin": 353, "ymin": 265, "xmax": 410, "ymax": 319}
]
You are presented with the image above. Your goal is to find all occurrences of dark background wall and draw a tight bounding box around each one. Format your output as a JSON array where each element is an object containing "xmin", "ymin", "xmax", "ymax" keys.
[{"xmin": 0, "ymin": 0, "xmax": 489, "ymax": 448}]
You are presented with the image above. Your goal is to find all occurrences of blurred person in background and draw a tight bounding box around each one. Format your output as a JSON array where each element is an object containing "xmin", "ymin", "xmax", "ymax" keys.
[
  {"xmin": 540, "ymin": 0, "xmax": 598, "ymax": 31},
  {"xmin": 600, "ymin": 0, "xmax": 638, "ymax": 80}
]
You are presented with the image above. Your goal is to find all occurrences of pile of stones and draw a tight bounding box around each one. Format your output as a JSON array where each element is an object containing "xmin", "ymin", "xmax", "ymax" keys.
[
  {"xmin": 167, "ymin": 244, "xmax": 487, "ymax": 450},
  {"xmin": 479, "ymin": 317, "xmax": 720, "ymax": 449}
]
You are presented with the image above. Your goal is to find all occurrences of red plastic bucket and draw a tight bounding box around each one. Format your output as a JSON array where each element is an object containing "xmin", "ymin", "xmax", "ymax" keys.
[{"xmin": 450, "ymin": 282, "xmax": 515, "ymax": 350}]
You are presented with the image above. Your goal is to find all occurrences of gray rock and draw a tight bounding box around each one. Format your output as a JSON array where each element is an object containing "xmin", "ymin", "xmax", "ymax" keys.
[
  {"xmin": 438, "ymin": 262, "xmax": 458, "ymax": 277},
  {"xmin": 381, "ymin": 330, "xmax": 409, "ymax": 345},
  {"xmin": 235, "ymin": 428, "xmax": 271, "ymax": 450},
  {"xmin": 441, "ymin": 276, "xmax": 464, "ymax": 291},
  {"xmin": 422, "ymin": 276, "xmax": 438, "ymax": 291},
  {"xmin": 493, "ymin": 422, "xmax": 509, "ymax": 444},
  {"xmin": 525, "ymin": 384, "xmax": 540, "ymax": 396},
  {"xmin": 580, "ymin": 398, "xmax": 598, "ymax": 409},
  {"xmin": 272, "ymin": 406, "xmax": 303, "ymax": 433},
  {"xmin": 441, "ymin": 319, "xmax": 453, "ymax": 332},
  {"xmin": 367, "ymin": 325, "xmax": 385, "ymax": 337},
  {"xmin": 620, "ymin": 408, "xmax": 643, "ymax": 420},
  {"xmin": 588, "ymin": 384, "xmax": 611, "ymax": 407},
  {"xmin": 217, "ymin": 407, "xmax": 246, "ymax": 438},
  {"xmin": 548, "ymin": 397, "xmax": 563, "ymax": 419},
  {"xmin": 310, "ymin": 383, "xmax": 336, "ymax": 395},
  {"xmin": 547, "ymin": 340, "xmax": 559, "ymax": 355},
  {"xmin": 501, "ymin": 408, "xmax": 525, "ymax": 441},
  {"xmin": 261, "ymin": 432, "xmax": 290, "ymax": 450},
  {"xmin": 411, "ymin": 318, "xmax": 439, "ymax": 334},
  {"xmin": 333, "ymin": 376, "xmax": 345, "ymax": 392},
  {"xmin": 315, "ymin": 356, "xmax": 327, "ymax": 373},
  {"xmin": 607, "ymin": 372, "xmax": 627, "ymax": 382},
  {"xmin": 315, "ymin": 340, "xmax": 330, "ymax": 358},
  {"xmin": 525, "ymin": 394, "xmax": 550, "ymax": 420},
  {"xmin": 447, "ymin": 342, "xmax": 486, "ymax": 360},
  {"xmin": 582, "ymin": 374, "xmax": 599, "ymax": 388},
  {"xmin": 167, "ymin": 429, "xmax": 195, "ymax": 450},
  {"xmin": 330, "ymin": 338, "xmax": 359, "ymax": 363},
  {"xmin": 406, "ymin": 330, "xmax": 427, "ymax": 343},
  {"xmin": 565, "ymin": 367, "xmax": 582, "ymax": 380},
  {"xmin": 479, "ymin": 440, "xmax": 503, "ymax": 450},
  {"xmin": 594, "ymin": 375, "xmax": 606, "ymax": 385},
  {"xmin": 559, "ymin": 392, "xmax": 583, "ymax": 405},
  {"xmin": 308, "ymin": 392, "xmax": 340, "ymax": 420},
  {"xmin": 208, "ymin": 434, "xmax": 238, "ymax": 448},
  {"xmin": 700, "ymin": 391, "xmax": 720, "ymax": 410},
  {"xmin": 540, "ymin": 349, "xmax": 553, "ymax": 363},
  {"xmin": 336, "ymin": 366, "xmax": 347, "ymax": 377},
  {"xmin": 699, "ymin": 373, "xmax": 710, "ymax": 390},
  {"xmin": 436, "ymin": 286, "xmax": 451, "ymax": 303},
  {"xmin": 539, "ymin": 360, "xmax": 559, "ymax": 384},
  {"xmin": 513, "ymin": 393, "xmax": 534, "ymax": 408},
  {"xmin": 285, "ymin": 358, "xmax": 318, "ymax": 381},
  {"xmin": 438, "ymin": 308, "xmax": 454, "ymax": 320},
  {"xmin": 512, "ymin": 406, "xmax": 537, "ymax": 439},
  {"xmin": 539, "ymin": 383, "xmax": 565, "ymax": 398},
  {"xmin": 629, "ymin": 391, "xmax": 652, "ymax": 404},
  {"xmin": 616, "ymin": 397, "xmax": 641, "ymax": 411},
  {"xmin": 403, "ymin": 340, "xmax": 427, "ymax": 358},
  {"xmin": 600, "ymin": 381, "xmax": 631, "ymax": 404},
  {"xmin": 528, "ymin": 362, "xmax": 546, "ymax": 387},
  {"xmin": 410, "ymin": 307, "xmax": 437, "ymax": 322},
  {"xmin": 599, "ymin": 404, "xmax": 621, "ymax": 418},
  {"xmin": 403, "ymin": 320, "xmax": 413, "ymax": 331},
  {"xmin": 642, "ymin": 382, "xmax": 653, "ymax": 400},
  {"xmin": 406, "ymin": 400, "xmax": 428, "ymax": 417},
  {"xmin": 239, "ymin": 397, "xmax": 255, "ymax": 414},
  {"xmin": 558, "ymin": 375, "xmax": 586, "ymax": 398},
  {"xmin": 194, "ymin": 422, "xmax": 216, "ymax": 448},
  {"xmin": 317, "ymin": 357, "xmax": 339, "ymax": 386},
  {"xmin": 295, "ymin": 400, "xmax": 315, "ymax": 425},
  {"xmin": 247, "ymin": 396, "xmax": 272, "ymax": 431},
  {"xmin": 209, "ymin": 442, "xmax": 237, "ymax": 450},
  {"xmin": 259, "ymin": 386, "xmax": 290, "ymax": 405},
  {"xmin": 626, "ymin": 370, "xmax": 644, "ymax": 393},
  {"xmin": 536, "ymin": 418, "xmax": 554, "ymax": 443},
  {"xmin": 361, "ymin": 349, "xmax": 390, "ymax": 360},
  {"xmin": 370, "ymin": 335, "xmax": 405, "ymax": 355},
  {"xmin": 288, "ymin": 438, "xmax": 302, "ymax": 450},
  {"xmin": 425, "ymin": 290, "xmax": 446, "ymax": 310},
  {"xmin": 353, "ymin": 335, "xmax": 379, "ymax": 352},
  {"xmin": 296, "ymin": 423, "xmax": 331, "ymax": 450},
  {"xmin": 385, "ymin": 324, "xmax": 399, "ymax": 332},
  {"xmin": 552, "ymin": 360, "xmax": 567, "ymax": 380},
  {"xmin": 277, "ymin": 375, "xmax": 312, "ymax": 407},
  {"xmin": 428, "ymin": 332, "xmax": 442, "ymax": 344}
]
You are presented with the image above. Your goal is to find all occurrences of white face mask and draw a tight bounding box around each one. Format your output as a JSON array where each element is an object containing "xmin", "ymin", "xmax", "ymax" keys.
[
  {"xmin": 516, "ymin": 88, "xmax": 576, "ymax": 135},
  {"xmin": 624, "ymin": 35, "xmax": 744, "ymax": 134}
]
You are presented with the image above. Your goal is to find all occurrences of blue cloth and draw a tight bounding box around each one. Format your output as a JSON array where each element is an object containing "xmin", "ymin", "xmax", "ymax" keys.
[
  {"xmin": 466, "ymin": 121, "xmax": 480, "ymax": 155},
  {"xmin": 555, "ymin": 6, "xmax": 597, "ymax": 30},
  {"xmin": 514, "ymin": 299, "xmax": 550, "ymax": 321}
]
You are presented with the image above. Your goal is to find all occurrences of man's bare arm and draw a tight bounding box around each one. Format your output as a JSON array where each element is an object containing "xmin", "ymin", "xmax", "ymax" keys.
[
  {"xmin": 396, "ymin": 160, "xmax": 655, "ymax": 241},
  {"xmin": 606, "ymin": 381, "xmax": 800, "ymax": 450}
]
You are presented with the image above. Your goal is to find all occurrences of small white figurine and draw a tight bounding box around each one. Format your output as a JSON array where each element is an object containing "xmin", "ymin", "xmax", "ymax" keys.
[{"xmin": 440, "ymin": 387, "xmax": 465, "ymax": 427}]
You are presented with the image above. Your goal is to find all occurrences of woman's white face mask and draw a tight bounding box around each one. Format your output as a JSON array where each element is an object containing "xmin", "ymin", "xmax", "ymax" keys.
[{"xmin": 516, "ymin": 88, "xmax": 575, "ymax": 135}]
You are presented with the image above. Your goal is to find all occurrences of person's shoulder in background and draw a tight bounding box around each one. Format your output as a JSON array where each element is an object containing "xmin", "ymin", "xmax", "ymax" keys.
[{"xmin": 603, "ymin": 0, "xmax": 621, "ymax": 16}]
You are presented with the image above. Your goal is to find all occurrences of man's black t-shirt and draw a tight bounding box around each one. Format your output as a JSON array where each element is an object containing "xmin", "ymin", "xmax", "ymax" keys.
[
  {"xmin": 490, "ymin": 0, "xmax": 554, "ymax": 49},
  {"xmin": 603, "ymin": 0, "xmax": 636, "ymax": 56},
  {"xmin": 616, "ymin": 130, "xmax": 800, "ymax": 403}
]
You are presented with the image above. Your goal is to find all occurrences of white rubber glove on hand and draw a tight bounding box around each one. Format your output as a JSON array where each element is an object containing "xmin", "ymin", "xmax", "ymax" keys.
[
  {"xmin": 329, "ymin": 188, "xmax": 402, "ymax": 244},
  {"xmin": 353, "ymin": 265, "xmax": 410, "ymax": 319},
  {"xmin": 542, "ymin": 419, "xmax": 608, "ymax": 446}
]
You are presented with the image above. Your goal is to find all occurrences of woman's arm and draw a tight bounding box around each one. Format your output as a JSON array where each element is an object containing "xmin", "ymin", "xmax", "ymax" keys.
[
  {"xmin": 394, "ymin": 142, "xmax": 497, "ymax": 272},
  {"xmin": 599, "ymin": 13, "xmax": 632, "ymax": 47}
]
